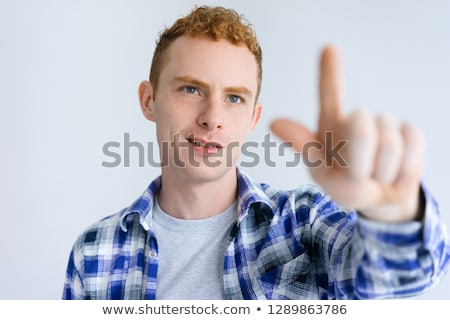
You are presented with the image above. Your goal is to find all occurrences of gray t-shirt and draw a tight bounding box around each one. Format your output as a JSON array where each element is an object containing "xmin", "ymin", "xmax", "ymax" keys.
[{"xmin": 152, "ymin": 198, "xmax": 237, "ymax": 299}]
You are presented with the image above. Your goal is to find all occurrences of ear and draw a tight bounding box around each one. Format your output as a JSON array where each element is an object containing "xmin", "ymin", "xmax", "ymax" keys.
[
  {"xmin": 138, "ymin": 80, "xmax": 156, "ymax": 122},
  {"xmin": 248, "ymin": 102, "xmax": 262, "ymax": 133}
]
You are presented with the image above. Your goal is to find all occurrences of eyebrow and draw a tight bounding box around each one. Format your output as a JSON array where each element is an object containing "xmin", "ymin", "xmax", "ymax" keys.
[{"xmin": 174, "ymin": 75, "xmax": 253, "ymax": 98}]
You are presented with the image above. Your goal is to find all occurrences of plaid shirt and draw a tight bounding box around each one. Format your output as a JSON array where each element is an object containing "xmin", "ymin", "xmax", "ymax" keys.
[{"xmin": 63, "ymin": 168, "xmax": 450, "ymax": 299}]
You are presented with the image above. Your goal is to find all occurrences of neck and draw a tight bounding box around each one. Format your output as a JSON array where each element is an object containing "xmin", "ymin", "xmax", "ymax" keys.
[{"xmin": 157, "ymin": 168, "xmax": 238, "ymax": 220}]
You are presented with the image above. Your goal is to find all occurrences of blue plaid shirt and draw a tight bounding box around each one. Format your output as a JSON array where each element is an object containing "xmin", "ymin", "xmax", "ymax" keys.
[{"xmin": 63, "ymin": 168, "xmax": 450, "ymax": 299}]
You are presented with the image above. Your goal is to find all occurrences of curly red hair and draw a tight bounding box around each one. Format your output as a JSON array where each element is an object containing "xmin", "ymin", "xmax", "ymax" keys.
[{"xmin": 149, "ymin": 6, "xmax": 262, "ymax": 100}]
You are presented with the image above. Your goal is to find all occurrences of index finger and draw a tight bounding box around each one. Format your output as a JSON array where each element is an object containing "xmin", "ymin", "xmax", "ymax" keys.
[{"xmin": 318, "ymin": 45, "xmax": 343, "ymax": 134}]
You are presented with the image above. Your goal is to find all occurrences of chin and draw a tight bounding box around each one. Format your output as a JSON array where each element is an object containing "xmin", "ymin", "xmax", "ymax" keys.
[{"xmin": 176, "ymin": 161, "xmax": 236, "ymax": 183}]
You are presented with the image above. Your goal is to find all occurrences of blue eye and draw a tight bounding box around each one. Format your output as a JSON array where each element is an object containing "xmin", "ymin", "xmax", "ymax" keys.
[
  {"xmin": 182, "ymin": 86, "xmax": 199, "ymax": 95},
  {"xmin": 228, "ymin": 95, "xmax": 242, "ymax": 104}
]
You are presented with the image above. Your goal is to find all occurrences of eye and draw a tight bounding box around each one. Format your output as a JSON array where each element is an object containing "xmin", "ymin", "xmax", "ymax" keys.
[
  {"xmin": 181, "ymin": 86, "xmax": 200, "ymax": 95},
  {"xmin": 227, "ymin": 95, "xmax": 243, "ymax": 104}
]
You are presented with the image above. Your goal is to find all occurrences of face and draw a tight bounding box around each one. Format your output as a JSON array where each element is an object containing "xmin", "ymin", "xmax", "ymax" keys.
[{"xmin": 139, "ymin": 35, "xmax": 262, "ymax": 183}]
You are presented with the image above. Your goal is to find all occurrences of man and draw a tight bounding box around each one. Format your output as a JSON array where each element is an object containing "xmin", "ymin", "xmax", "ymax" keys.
[{"xmin": 63, "ymin": 6, "xmax": 450, "ymax": 299}]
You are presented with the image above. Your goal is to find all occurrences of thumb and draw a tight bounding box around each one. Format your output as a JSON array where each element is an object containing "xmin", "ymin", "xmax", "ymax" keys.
[{"xmin": 270, "ymin": 118, "xmax": 316, "ymax": 154}]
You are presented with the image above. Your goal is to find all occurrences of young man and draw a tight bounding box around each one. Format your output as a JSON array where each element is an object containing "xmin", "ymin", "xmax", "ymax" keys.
[{"xmin": 63, "ymin": 6, "xmax": 450, "ymax": 299}]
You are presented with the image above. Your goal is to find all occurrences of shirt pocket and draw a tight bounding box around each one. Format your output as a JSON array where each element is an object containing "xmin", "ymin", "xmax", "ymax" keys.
[{"xmin": 256, "ymin": 253, "xmax": 314, "ymax": 299}]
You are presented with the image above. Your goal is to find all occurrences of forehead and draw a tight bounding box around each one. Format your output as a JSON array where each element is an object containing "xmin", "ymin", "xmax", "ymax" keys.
[{"xmin": 160, "ymin": 35, "xmax": 259, "ymax": 90}]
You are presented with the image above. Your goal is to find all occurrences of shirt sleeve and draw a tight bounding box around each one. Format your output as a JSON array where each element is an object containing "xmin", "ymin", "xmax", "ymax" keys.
[
  {"xmin": 347, "ymin": 185, "xmax": 450, "ymax": 298},
  {"xmin": 62, "ymin": 247, "xmax": 87, "ymax": 300}
]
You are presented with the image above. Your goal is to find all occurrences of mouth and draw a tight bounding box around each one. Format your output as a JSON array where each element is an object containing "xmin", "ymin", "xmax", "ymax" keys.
[
  {"xmin": 186, "ymin": 134, "xmax": 223, "ymax": 148},
  {"xmin": 186, "ymin": 134, "xmax": 224, "ymax": 154}
]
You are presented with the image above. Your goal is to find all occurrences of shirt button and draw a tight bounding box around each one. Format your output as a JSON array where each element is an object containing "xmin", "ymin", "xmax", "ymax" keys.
[{"xmin": 149, "ymin": 250, "xmax": 157, "ymax": 258}]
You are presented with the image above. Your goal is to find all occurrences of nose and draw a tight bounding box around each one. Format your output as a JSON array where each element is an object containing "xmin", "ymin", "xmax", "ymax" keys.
[{"xmin": 197, "ymin": 96, "xmax": 223, "ymax": 130}]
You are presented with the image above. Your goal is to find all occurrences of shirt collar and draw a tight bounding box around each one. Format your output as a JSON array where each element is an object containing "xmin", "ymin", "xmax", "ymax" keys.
[
  {"xmin": 235, "ymin": 167, "xmax": 274, "ymax": 223},
  {"xmin": 119, "ymin": 175, "xmax": 161, "ymax": 232},
  {"xmin": 119, "ymin": 167, "xmax": 274, "ymax": 232}
]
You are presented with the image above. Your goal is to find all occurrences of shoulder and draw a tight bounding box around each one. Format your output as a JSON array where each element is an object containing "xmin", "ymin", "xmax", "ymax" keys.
[
  {"xmin": 71, "ymin": 176, "xmax": 161, "ymax": 255},
  {"xmin": 264, "ymin": 182, "xmax": 353, "ymax": 222},
  {"xmin": 71, "ymin": 210, "xmax": 125, "ymax": 253},
  {"xmin": 262, "ymin": 182, "xmax": 328, "ymax": 206},
  {"xmin": 237, "ymin": 167, "xmax": 326, "ymax": 206},
  {"xmin": 237, "ymin": 168, "xmax": 353, "ymax": 224}
]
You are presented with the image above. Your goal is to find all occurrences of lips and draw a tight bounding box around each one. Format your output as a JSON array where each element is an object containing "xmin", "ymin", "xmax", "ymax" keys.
[{"xmin": 186, "ymin": 134, "xmax": 224, "ymax": 149}]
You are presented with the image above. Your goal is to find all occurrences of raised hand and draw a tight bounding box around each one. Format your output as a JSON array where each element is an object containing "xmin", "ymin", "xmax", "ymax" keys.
[{"xmin": 270, "ymin": 46, "xmax": 425, "ymax": 222}]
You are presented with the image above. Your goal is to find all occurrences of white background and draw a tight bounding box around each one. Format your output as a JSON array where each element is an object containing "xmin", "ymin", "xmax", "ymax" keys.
[{"xmin": 1, "ymin": 0, "xmax": 449, "ymax": 299}]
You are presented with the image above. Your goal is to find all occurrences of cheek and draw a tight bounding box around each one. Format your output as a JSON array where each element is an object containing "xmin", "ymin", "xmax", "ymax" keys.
[
  {"xmin": 229, "ymin": 127, "xmax": 252, "ymax": 146},
  {"xmin": 154, "ymin": 113, "xmax": 179, "ymax": 142},
  {"xmin": 154, "ymin": 105, "xmax": 184, "ymax": 129},
  {"xmin": 230, "ymin": 112, "xmax": 257, "ymax": 135}
]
